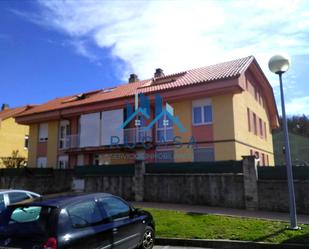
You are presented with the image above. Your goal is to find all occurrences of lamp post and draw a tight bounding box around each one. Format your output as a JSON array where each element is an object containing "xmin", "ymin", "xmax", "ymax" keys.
[{"xmin": 268, "ymin": 54, "xmax": 298, "ymax": 230}]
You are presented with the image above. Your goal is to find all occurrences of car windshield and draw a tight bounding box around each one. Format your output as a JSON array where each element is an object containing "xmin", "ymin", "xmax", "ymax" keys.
[{"xmin": 0, "ymin": 205, "xmax": 54, "ymax": 236}]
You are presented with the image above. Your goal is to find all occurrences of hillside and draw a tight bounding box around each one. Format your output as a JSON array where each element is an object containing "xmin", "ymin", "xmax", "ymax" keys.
[{"xmin": 273, "ymin": 131, "xmax": 309, "ymax": 166}]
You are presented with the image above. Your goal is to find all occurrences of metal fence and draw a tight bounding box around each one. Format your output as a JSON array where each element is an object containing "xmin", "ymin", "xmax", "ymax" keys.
[
  {"xmin": 145, "ymin": 160, "xmax": 243, "ymax": 174},
  {"xmin": 258, "ymin": 166, "xmax": 309, "ymax": 180}
]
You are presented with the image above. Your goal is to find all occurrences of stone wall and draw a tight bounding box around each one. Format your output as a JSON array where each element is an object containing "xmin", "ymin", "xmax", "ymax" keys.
[
  {"xmin": 258, "ymin": 180, "xmax": 309, "ymax": 214},
  {"xmin": 144, "ymin": 173, "xmax": 244, "ymax": 208},
  {"xmin": 1, "ymin": 158, "xmax": 309, "ymax": 214},
  {"xmin": 0, "ymin": 170, "xmax": 74, "ymax": 194},
  {"xmin": 83, "ymin": 175, "xmax": 134, "ymax": 200}
]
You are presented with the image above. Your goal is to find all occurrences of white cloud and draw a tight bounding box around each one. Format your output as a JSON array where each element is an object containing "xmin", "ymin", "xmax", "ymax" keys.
[
  {"xmin": 16, "ymin": 0, "xmax": 309, "ymax": 114},
  {"xmin": 285, "ymin": 96, "xmax": 309, "ymax": 115}
]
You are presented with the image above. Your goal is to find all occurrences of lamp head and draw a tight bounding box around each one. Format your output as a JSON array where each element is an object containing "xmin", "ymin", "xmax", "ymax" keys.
[{"xmin": 268, "ymin": 54, "xmax": 291, "ymax": 74}]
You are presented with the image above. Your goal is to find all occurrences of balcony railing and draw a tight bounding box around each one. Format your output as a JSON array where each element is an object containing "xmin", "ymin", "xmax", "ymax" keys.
[
  {"xmin": 156, "ymin": 127, "xmax": 174, "ymax": 142},
  {"xmin": 124, "ymin": 127, "xmax": 152, "ymax": 144},
  {"xmin": 59, "ymin": 137, "xmax": 70, "ymax": 149},
  {"xmin": 64, "ymin": 128, "xmax": 153, "ymax": 149},
  {"xmin": 66, "ymin": 134, "xmax": 80, "ymax": 149}
]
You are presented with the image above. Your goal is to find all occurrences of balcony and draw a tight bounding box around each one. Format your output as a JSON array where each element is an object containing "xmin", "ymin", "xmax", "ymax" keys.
[
  {"xmin": 123, "ymin": 127, "xmax": 152, "ymax": 144},
  {"xmin": 64, "ymin": 127, "xmax": 153, "ymax": 149},
  {"xmin": 66, "ymin": 134, "xmax": 80, "ymax": 149},
  {"xmin": 156, "ymin": 126, "xmax": 174, "ymax": 142}
]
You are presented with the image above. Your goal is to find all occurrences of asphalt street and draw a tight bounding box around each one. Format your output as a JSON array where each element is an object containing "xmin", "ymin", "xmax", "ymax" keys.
[{"xmin": 154, "ymin": 247, "xmax": 212, "ymax": 249}]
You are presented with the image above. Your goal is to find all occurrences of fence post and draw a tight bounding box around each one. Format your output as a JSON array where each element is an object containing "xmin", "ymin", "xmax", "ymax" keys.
[
  {"xmin": 242, "ymin": 155, "xmax": 259, "ymax": 210},
  {"xmin": 134, "ymin": 152, "xmax": 146, "ymax": 201}
]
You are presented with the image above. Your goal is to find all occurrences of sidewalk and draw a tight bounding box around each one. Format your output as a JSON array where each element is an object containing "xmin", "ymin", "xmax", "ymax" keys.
[{"xmin": 131, "ymin": 201, "xmax": 309, "ymax": 224}]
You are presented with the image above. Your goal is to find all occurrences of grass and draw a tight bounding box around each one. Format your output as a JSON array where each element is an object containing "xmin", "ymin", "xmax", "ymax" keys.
[
  {"xmin": 273, "ymin": 132, "xmax": 309, "ymax": 165},
  {"xmin": 143, "ymin": 208, "xmax": 309, "ymax": 244}
]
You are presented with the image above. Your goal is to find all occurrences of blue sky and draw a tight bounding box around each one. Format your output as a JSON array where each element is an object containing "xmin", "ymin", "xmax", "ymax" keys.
[{"xmin": 1, "ymin": 0, "xmax": 309, "ymax": 115}]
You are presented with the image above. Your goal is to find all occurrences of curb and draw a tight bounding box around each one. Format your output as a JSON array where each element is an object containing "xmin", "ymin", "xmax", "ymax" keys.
[{"xmin": 155, "ymin": 238, "xmax": 308, "ymax": 249}]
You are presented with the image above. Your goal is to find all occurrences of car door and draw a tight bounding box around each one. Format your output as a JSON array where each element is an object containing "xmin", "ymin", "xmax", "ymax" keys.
[
  {"xmin": 7, "ymin": 192, "xmax": 31, "ymax": 205},
  {"xmin": 98, "ymin": 196, "xmax": 144, "ymax": 249},
  {"xmin": 61, "ymin": 199, "xmax": 113, "ymax": 249},
  {"xmin": 0, "ymin": 194, "xmax": 6, "ymax": 213}
]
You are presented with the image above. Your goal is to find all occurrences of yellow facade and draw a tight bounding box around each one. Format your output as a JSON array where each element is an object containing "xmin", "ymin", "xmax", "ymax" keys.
[
  {"xmin": 27, "ymin": 121, "xmax": 60, "ymax": 168},
  {"xmin": 27, "ymin": 124, "xmax": 38, "ymax": 168},
  {"xmin": 0, "ymin": 117, "xmax": 29, "ymax": 167},
  {"xmin": 173, "ymin": 100, "xmax": 193, "ymax": 162},
  {"xmin": 232, "ymin": 88, "xmax": 274, "ymax": 164},
  {"xmin": 47, "ymin": 121, "xmax": 59, "ymax": 168},
  {"xmin": 212, "ymin": 94, "xmax": 237, "ymax": 161}
]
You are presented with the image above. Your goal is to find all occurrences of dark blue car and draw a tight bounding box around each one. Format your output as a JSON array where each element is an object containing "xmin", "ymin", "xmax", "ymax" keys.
[{"xmin": 0, "ymin": 193, "xmax": 155, "ymax": 249}]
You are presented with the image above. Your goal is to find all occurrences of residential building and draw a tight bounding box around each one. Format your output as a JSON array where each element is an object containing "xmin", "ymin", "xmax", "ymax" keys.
[
  {"xmin": 0, "ymin": 104, "xmax": 32, "ymax": 167},
  {"xmin": 15, "ymin": 56, "xmax": 279, "ymax": 168}
]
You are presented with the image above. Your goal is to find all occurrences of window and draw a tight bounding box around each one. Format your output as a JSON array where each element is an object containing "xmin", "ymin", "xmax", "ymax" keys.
[
  {"xmin": 10, "ymin": 206, "xmax": 43, "ymax": 223},
  {"xmin": 264, "ymin": 122, "xmax": 267, "ymax": 140},
  {"xmin": 39, "ymin": 123, "xmax": 48, "ymax": 142},
  {"xmin": 193, "ymin": 147, "xmax": 215, "ymax": 162},
  {"xmin": 0, "ymin": 194, "xmax": 5, "ymax": 213},
  {"xmin": 79, "ymin": 113, "xmax": 101, "ymax": 147},
  {"xmin": 192, "ymin": 99, "xmax": 212, "ymax": 125},
  {"xmin": 259, "ymin": 118, "xmax": 263, "ymax": 138},
  {"xmin": 98, "ymin": 197, "xmax": 130, "ymax": 220},
  {"xmin": 193, "ymin": 107, "xmax": 202, "ymax": 124},
  {"xmin": 253, "ymin": 113, "xmax": 257, "ymax": 135},
  {"xmin": 68, "ymin": 200, "xmax": 103, "ymax": 228},
  {"xmin": 93, "ymin": 154, "xmax": 100, "ymax": 166},
  {"xmin": 8, "ymin": 192, "xmax": 30, "ymax": 204},
  {"xmin": 37, "ymin": 157, "xmax": 47, "ymax": 168},
  {"xmin": 155, "ymin": 150, "xmax": 174, "ymax": 163},
  {"xmin": 266, "ymin": 155, "xmax": 269, "ymax": 166},
  {"xmin": 24, "ymin": 135, "xmax": 29, "ymax": 149},
  {"xmin": 203, "ymin": 106, "xmax": 212, "ymax": 123},
  {"xmin": 57, "ymin": 155, "xmax": 69, "ymax": 169},
  {"xmin": 156, "ymin": 115, "xmax": 174, "ymax": 142},
  {"xmin": 261, "ymin": 153, "xmax": 265, "ymax": 166},
  {"xmin": 247, "ymin": 108, "xmax": 251, "ymax": 132},
  {"xmin": 59, "ymin": 120, "xmax": 70, "ymax": 149}
]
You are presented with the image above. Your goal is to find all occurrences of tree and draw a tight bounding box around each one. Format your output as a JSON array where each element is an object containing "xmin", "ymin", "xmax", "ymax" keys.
[
  {"xmin": 279, "ymin": 115, "xmax": 309, "ymax": 137},
  {"xmin": 0, "ymin": 150, "xmax": 26, "ymax": 168}
]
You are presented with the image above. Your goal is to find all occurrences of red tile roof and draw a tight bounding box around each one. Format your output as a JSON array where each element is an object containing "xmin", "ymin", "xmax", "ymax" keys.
[
  {"xmin": 17, "ymin": 56, "xmax": 255, "ymax": 117},
  {"xmin": 0, "ymin": 105, "xmax": 35, "ymax": 121}
]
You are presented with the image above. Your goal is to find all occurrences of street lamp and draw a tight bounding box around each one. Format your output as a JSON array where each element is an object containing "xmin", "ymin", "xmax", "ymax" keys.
[{"xmin": 268, "ymin": 54, "xmax": 298, "ymax": 230}]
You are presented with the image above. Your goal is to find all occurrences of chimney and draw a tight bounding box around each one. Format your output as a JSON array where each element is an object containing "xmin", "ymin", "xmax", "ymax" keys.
[
  {"xmin": 1, "ymin": 104, "xmax": 9, "ymax": 111},
  {"xmin": 154, "ymin": 68, "xmax": 164, "ymax": 78},
  {"xmin": 129, "ymin": 74, "xmax": 139, "ymax": 83}
]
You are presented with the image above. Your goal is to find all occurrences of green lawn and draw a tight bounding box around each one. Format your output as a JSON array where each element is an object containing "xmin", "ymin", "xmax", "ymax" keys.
[{"xmin": 144, "ymin": 208, "xmax": 309, "ymax": 244}]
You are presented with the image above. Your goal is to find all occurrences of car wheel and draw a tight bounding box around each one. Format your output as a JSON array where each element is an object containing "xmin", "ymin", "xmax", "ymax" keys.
[{"xmin": 139, "ymin": 226, "xmax": 154, "ymax": 249}]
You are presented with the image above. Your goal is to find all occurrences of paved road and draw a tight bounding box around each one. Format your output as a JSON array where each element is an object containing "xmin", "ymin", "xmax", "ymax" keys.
[{"xmin": 154, "ymin": 247, "xmax": 212, "ymax": 249}]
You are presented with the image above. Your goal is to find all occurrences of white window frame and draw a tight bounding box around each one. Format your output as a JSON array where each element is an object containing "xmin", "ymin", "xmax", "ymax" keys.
[
  {"xmin": 24, "ymin": 135, "xmax": 29, "ymax": 150},
  {"xmin": 156, "ymin": 114, "xmax": 174, "ymax": 142},
  {"xmin": 39, "ymin": 123, "xmax": 48, "ymax": 142},
  {"xmin": 192, "ymin": 99, "xmax": 213, "ymax": 126},
  {"xmin": 193, "ymin": 147, "xmax": 215, "ymax": 162},
  {"xmin": 59, "ymin": 120, "xmax": 70, "ymax": 149},
  {"xmin": 155, "ymin": 149, "xmax": 174, "ymax": 163},
  {"xmin": 57, "ymin": 155, "xmax": 69, "ymax": 169},
  {"xmin": 37, "ymin": 157, "xmax": 47, "ymax": 168}
]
